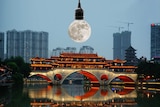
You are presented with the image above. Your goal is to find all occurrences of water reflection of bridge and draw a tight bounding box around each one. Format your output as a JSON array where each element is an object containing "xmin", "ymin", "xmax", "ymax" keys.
[
  {"xmin": 31, "ymin": 100, "xmax": 137, "ymax": 107},
  {"xmin": 26, "ymin": 84, "xmax": 137, "ymax": 106}
]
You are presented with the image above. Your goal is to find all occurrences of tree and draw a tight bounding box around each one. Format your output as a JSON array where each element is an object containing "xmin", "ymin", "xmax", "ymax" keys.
[
  {"xmin": 14, "ymin": 56, "xmax": 25, "ymax": 67},
  {"xmin": 21, "ymin": 63, "xmax": 31, "ymax": 77},
  {"xmin": 7, "ymin": 62, "xmax": 19, "ymax": 73},
  {"xmin": 135, "ymin": 61, "xmax": 160, "ymax": 78},
  {"xmin": 2, "ymin": 56, "xmax": 31, "ymax": 85},
  {"xmin": 4, "ymin": 56, "xmax": 31, "ymax": 77}
]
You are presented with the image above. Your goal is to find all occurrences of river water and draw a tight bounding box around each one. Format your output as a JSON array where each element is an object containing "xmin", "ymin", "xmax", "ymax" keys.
[{"xmin": 1, "ymin": 83, "xmax": 160, "ymax": 107}]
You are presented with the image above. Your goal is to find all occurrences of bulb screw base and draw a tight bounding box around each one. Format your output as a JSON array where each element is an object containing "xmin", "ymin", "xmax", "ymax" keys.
[{"xmin": 75, "ymin": 0, "xmax": 84, "ymax": 20}]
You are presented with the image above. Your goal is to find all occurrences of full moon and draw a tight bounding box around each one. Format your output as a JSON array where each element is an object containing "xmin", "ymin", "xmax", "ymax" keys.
[{"xmin": 68, "ymin": 20, "xmax": 91, "ymax": 43}]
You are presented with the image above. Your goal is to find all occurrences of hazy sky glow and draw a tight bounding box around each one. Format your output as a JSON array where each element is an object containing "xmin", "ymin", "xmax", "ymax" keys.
[{"xmin": 0, "ymin": 0, "xmax": 160, "ymax": 59}]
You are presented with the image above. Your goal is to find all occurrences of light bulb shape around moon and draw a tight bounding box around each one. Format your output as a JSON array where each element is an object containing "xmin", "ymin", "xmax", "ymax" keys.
[{"xmin": 68, "ymin": 20, "xmax": 91, "ymax": 43}]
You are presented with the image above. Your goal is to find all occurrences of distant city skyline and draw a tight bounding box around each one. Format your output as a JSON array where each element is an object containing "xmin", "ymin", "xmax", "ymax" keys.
[
  {"xmin": 52, "ymin": 46, "xmax": 94, "ymax": 56},
  {"xmin": 0, "ymin": 0, "xmax": 160, "ymax": 59},
  {"xmin": 6, "ymin": 29, "xmax": 48, "ymax": 62}
]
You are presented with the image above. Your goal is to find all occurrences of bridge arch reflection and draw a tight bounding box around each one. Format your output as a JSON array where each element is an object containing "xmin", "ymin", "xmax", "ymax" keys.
[{"xmin": 27, "ymin": 84, "xmax": 137, "ymax": 107}]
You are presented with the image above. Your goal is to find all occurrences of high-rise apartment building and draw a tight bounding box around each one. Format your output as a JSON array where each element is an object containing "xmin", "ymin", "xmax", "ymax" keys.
[
  {"xmin": 6, "ymin": 29, "xmax": 48, "ymax": 63},
  {"xmin": 151, "ymin": 23, "xmax": 160, "ymax": 59},
  {"xmin": 113, "ymin": 31, "xmax": 131, "ymax": 60},
  {"xmin": 79, "ymin": 46, "xmax": 94, "ymax": 54},
  {"xmin": 52, "ymin": 47, "xmax": 76, "ymax": 56},
  {"xmin": 0, "ymin": 32, "xmax": 4, "ymax": 60},
  {"xmin": 52, "ymin": 46, "xmax": 94, "ymax": 56}
]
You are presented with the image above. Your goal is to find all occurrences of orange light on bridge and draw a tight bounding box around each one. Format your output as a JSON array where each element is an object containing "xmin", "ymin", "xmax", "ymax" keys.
[
  {"xmin": 101, "ymin": 74, "xmax": 108, "ymax": 80},
  {"xmin": 54, "ymin": 74, "xmax": 62, "ymax": 80}
]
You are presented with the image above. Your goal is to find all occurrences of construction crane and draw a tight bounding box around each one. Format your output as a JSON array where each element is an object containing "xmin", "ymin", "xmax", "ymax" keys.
[
  {"xmin": 109, "ymin": 26, "xmax": 124, "ymax": 33},
  {"xmin": 119, "ymin": 21, "xmax": 133, "ymax": 31}
]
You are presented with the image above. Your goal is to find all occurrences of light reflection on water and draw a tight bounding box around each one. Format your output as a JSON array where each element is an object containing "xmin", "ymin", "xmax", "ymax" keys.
[
  {"xmin": 1, "ymin": 84, "xmax": 160, "ymax": 107},
  {"xmin": 27, "ymin": 84, "xmax": 137, "ymax": 106}
]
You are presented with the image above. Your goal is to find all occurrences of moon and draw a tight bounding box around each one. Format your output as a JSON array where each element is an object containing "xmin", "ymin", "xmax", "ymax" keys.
[{"xmin": 68, "ymin": 20, "xmax": 91, "ymax": 43}]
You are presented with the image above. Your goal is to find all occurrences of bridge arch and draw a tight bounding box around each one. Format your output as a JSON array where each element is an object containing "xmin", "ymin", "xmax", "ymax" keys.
[
  {"xmin": 60, "ymin": 70, "xmax": 100, "ymax": 84},
  {"xmin": 29, "ymin": 74, "xmax": 52, "ymax": 83},
  {"xmin": 78, "ymin": 70, "xmax": 99, "ymax": 83},
  {"xmin": 110, "ymin": 75, "xmax": 135, "ymax": 83},
  {"xmin": 60, "ymin": 71, "xmax": 79, "ymax": 84},
  {"xmin": 118, "ymin": 75, "xmax": 134, "ymax": 82}
]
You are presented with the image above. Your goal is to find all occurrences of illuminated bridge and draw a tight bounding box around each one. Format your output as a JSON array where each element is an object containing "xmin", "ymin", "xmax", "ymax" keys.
[{"xmin": 29, "ymin": 68, "xmax": 137, "ymax": 85}]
